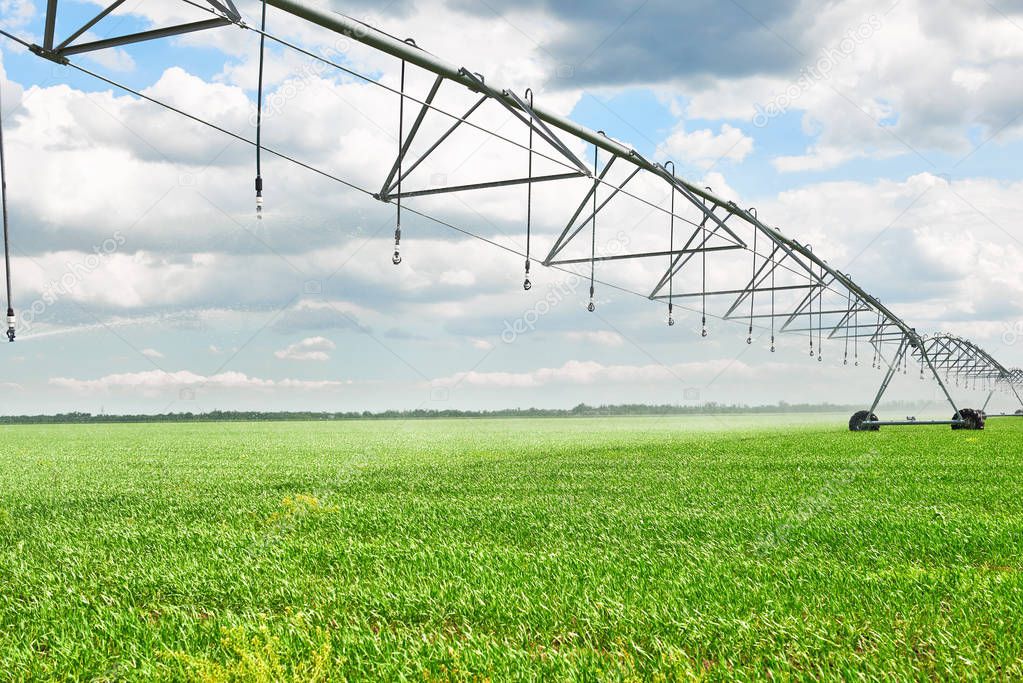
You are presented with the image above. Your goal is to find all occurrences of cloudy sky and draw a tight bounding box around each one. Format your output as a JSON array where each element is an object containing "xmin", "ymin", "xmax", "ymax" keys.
[{"xmin": 1, "ymin": 0, "xmax": 1022, "ymax": 415}]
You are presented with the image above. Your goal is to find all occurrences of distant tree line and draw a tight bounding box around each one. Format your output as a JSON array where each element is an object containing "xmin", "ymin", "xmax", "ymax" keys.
[{"xmin": 0, "ymin": 401, "xmax": 953, "ymax": 425}]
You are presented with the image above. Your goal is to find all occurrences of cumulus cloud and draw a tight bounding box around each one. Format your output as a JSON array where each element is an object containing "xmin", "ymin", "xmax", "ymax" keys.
[
  {"xmin": 447, "ymin": 0, "xmax": 809, "ymax": 87},
  {"xmin": 649, "ymin": 1, "xmax": 1023, "ymax": 171},
  {"xmin": 272, "ymin": 300, "xmax": 374, "ymax": 335},
  {"xmin": 564, "ymin": 331, "xmax": 624, "ymax": 347},
  {"xmin": 431, "ymin": 358, "xmax": 756, "ymax": 389},
  {"xmin": 274, "ymin": 336, "xmax": 336, "ymax": 361},
  {"xmin": 49, "ymin": 370, "xmax": 348, "ymax": 394},
  {"xmin": 140, "ymin": 348, "xmax": 164, "ymax": 359},
  {"xmin": 657, "ymin": 124, "xmax": 754, "ymax": 170},
  {"xmin": 0, "ymin": 0, "xmax": 33, "ymax": 30}
]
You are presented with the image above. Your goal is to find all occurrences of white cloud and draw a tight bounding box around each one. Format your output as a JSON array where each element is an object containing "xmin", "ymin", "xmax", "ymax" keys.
[
  {"xmin": 140, "ymin": 348, "xmax": 164, "ymax": 359},
  {"xmin": 50, "ymin": 370, "xmax": 348, "ymax": 394},
  {"xmin": 84, "ymin": 49, "xmax": 136, "ymax": 73},
  {"xmin": 0, "ymin": 0, "xmax": 33, "ymax": 30},
  {"xmin": 675, "ymin": 1, "xmax": 1023, "ymax": 170},
  {"xmin": 657, "ymin": 124, "xmax": 754, "ymax": 170},
  {"xmin": 73, "ymin": 32, "xmax": 137, "ymax": 73},
  {"xmin": 772, "ymin": 145, "xmax": 876, "ymax": 173},
  {"xmin": 564, "ymin": 331, "xmax": 624, "ymax": 347},
  {"xmin": 274, "ymin": 336, "xmax": 336, "ymax": 362},
  {"xmin": 470, "ymin": 338, "xmax": 494, "ymax": 351},
  {"xmin": 432, "ymin": 358, "xmax": 756, "ymax": 389}
]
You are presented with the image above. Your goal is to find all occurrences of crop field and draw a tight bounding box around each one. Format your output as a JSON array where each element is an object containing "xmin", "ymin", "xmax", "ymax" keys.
[{"xmin": 1, "ymin": 416, "xmax": 1022, "ymax": 680}]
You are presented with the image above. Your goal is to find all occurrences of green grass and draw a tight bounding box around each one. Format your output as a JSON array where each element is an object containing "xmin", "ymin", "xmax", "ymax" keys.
[{"xmin": 1, "ymin": 415, "xmax": 1022, "ymax": 680}]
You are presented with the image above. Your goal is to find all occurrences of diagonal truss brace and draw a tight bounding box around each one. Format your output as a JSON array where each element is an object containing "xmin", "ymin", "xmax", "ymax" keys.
[
  {"xmin": 381, "ymin": 95, "xmax": 488, "ymax": 197},
  {"xmin": 35, "ymin": 0, "xmax": 236, "ymax": 61}
]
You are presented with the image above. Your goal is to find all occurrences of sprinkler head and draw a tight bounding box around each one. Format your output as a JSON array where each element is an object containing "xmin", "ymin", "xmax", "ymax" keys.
[
  {"xmin": 392, "ymin": 226, "xmax": 402, "ymax": 266},
  {"xmin": 668, "ymin": 316, "xmax": 675, "ymax": 327},
  {"xmin": 587, "ymin": 300, "xmax": 595, "ymax": 313},
  {"xmin": 746, "ymin": 337, "xmax": 752, "ymax": 345},
  {"xmin": 701, "ymin": 328, "xmax": 708, "ymax": 338},
  {"xmin": 6, "ymin": 309, "xmax": 14, "ymax": 342},
  {"xmin": 255, "ymin": 176, "xmax": 264, "ymax": 220}
]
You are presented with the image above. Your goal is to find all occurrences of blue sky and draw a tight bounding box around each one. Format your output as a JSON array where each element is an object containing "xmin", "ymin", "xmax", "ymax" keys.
[{"xmin": 1, "ymin": 0, "xmax": 1022, "ymax": 415}]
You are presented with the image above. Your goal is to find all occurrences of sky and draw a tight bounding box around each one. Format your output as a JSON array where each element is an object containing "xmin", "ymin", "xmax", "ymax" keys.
[{"xmin": 1, "ymin": 0, "xmax": 1022, "ymax": 415}]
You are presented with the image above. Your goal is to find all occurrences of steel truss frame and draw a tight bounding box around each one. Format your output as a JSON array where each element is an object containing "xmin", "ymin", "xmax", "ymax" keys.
[
  {"xmin": 32, "ymin": 0, "xmax": 238, "ymax": 64},
  {"xmin": 14, "ymin": 0, "xmax": 1023, "ymax": 429}
]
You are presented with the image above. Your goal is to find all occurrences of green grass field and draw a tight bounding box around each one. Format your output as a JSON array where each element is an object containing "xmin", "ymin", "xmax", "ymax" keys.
[{"xmin": 1, "ymin": 415, "xmax": 1022, "ymax": 680}]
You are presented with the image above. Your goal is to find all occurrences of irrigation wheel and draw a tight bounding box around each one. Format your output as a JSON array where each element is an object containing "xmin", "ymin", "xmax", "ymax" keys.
[
  {"xmin": 849, "ymin": 410, "xmax": 880, "ymax": 432},
  {"xmin": 952, "ymin": 408, "xmax": 985, "ymax": 431}
]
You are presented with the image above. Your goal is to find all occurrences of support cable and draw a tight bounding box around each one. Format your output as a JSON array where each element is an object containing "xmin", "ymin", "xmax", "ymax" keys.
[{"xmin": 254, "ymin": 0, "xmax": 267, "ymax": 219}]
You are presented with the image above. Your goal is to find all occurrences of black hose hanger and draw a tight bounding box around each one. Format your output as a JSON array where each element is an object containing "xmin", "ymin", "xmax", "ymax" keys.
[
  {"xmin": 0, "ymin": 83, "xmax": 14, "ymax": 342},
  {"xmin": 254, "ymin": 0, "xmax": 268, "ymax": 219},
  {"xmin": 523, "ymin": 88, "xmax": 534, "ymax": 292}
]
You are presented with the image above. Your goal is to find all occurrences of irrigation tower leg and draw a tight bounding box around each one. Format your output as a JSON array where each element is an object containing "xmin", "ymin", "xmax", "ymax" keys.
[
  {"xmin": 1006, "ymin": 380, "xmax": 1023, "ymax": 411},
  {"xmin": 982, "ymin": 389, "xmax": 995, "ymax": 413},
  {"xmin": 868, "ymin": 337, "xmax": 909, "ymax": 416}
]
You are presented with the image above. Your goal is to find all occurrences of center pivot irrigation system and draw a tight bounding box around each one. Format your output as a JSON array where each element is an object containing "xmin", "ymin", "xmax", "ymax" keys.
[{"xmin": 1, "ymin": 0, "xmax": 1021, "ymax": 430}]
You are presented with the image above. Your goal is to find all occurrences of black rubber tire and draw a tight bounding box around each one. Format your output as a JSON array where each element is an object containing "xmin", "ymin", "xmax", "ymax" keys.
[
  {"xmin": 849, "ymin": 410, "xmax": 880, "ymax": 432},
  {"xmin": 952, "ymin": 408, "xmax": 985, "ymax": 431}
]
